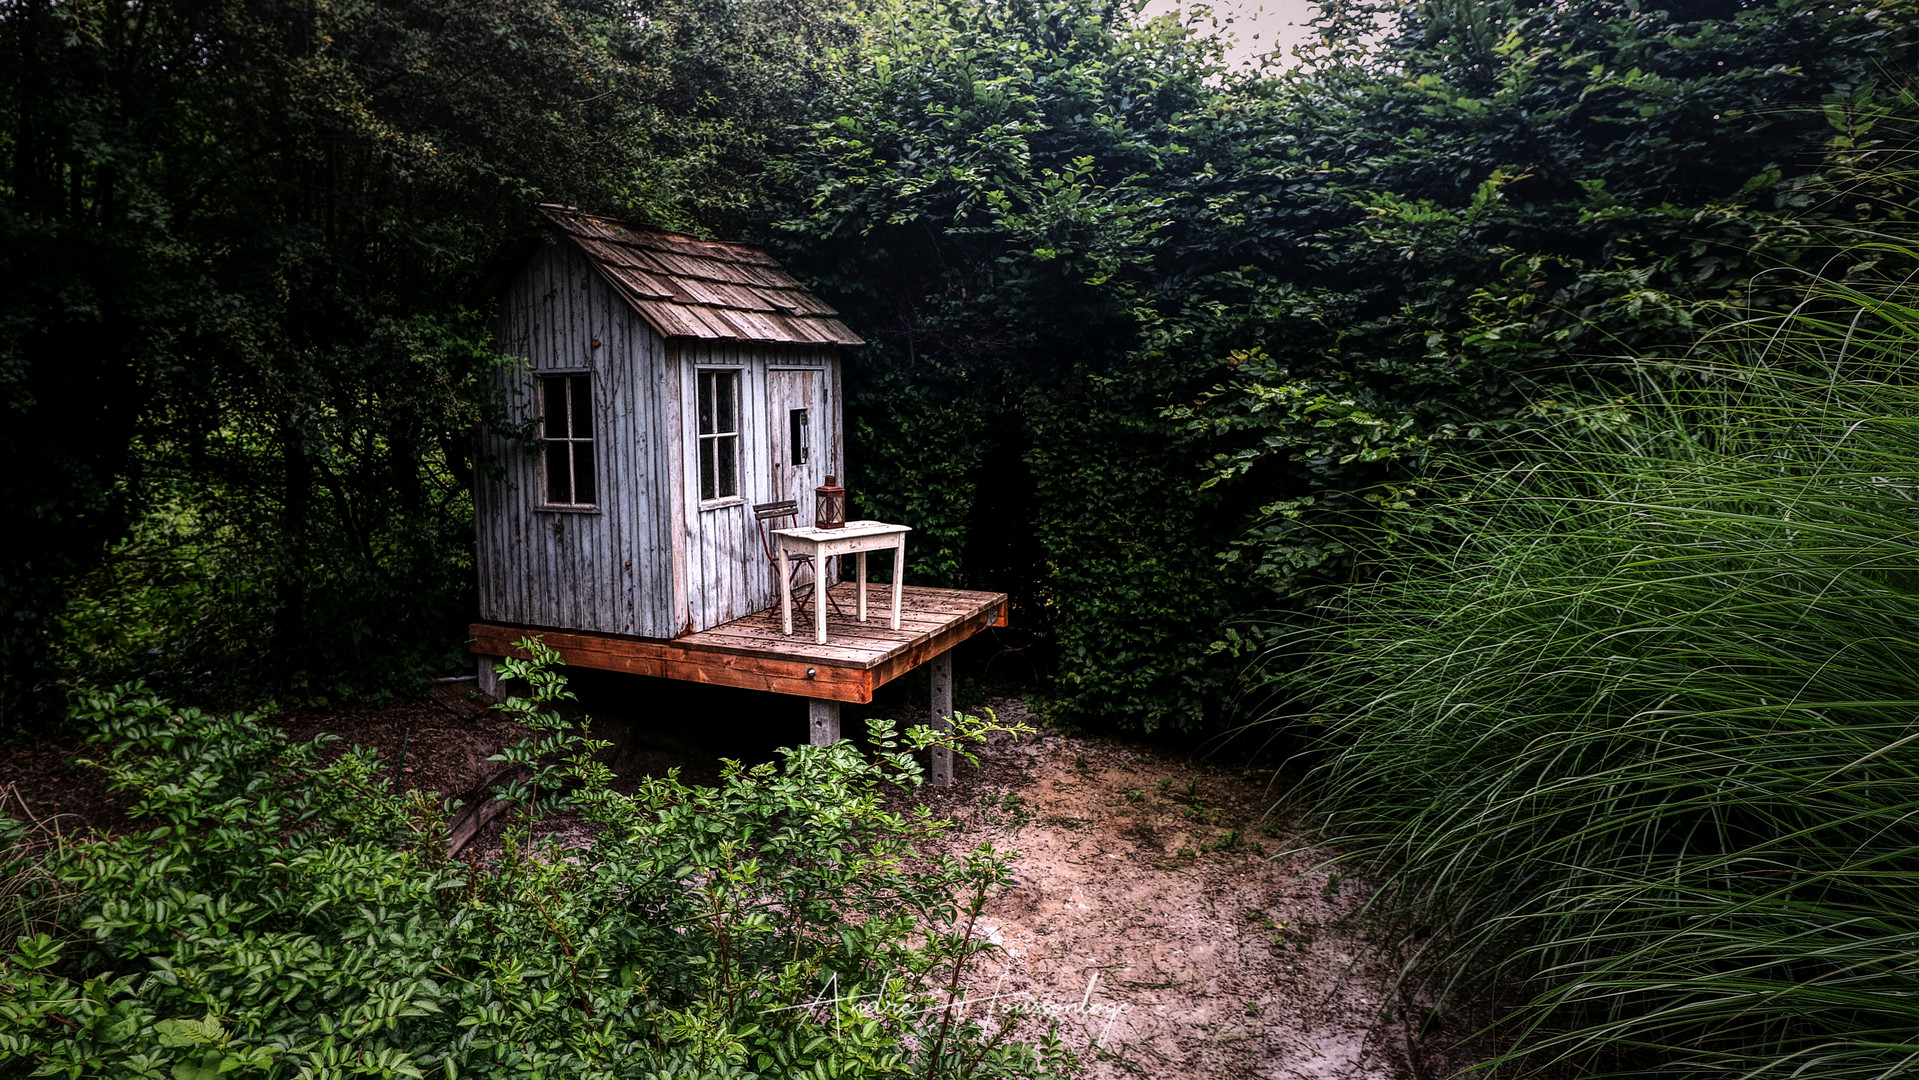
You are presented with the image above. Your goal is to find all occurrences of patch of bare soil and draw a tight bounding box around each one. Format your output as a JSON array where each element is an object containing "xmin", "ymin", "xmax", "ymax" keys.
[
  {"xmin": 0, "ymin": 741, "xmax": 133, "ymax": 840},
  {"xmin": 7, "ymin": 684, "xmax": 1491, "ymax": 1078},
  {"xmin": 280, "ymin": 685, "xmax": 524, "ymax": 796},
  {"xmin": 912, "ymin": 698, "xmax": 1419, "ymax": 1080}
]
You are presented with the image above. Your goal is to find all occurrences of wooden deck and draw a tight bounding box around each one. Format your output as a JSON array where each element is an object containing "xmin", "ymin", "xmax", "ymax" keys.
[{"xmin": 470, "ymin": 584, "xmax": 1008, "ymax": 704}]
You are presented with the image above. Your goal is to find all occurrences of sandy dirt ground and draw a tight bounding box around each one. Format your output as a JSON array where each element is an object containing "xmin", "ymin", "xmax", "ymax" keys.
[
  {"xmin": 908, "ymin": 698, "xmax": 1421, "ymax": 1080},
  {"xmin": 4, "ymin": 683, "xmax": 1493, "ymax": 1079}
]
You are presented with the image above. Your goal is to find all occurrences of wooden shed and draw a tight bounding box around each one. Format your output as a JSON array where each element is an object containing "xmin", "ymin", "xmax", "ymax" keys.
[{"xmin": 468, "ymin": 208, "xmax": 1006, "ymax": 780}]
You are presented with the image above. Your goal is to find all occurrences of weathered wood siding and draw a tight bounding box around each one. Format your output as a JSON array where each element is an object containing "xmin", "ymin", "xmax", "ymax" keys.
[
  {"xmin": 476, "ymin": 241, "xmax": 677, "ymax": 637},
  {"xmin": 671, "ymin": 341, "xmax": 842, "ymax": 633},
  {"xmin": 477, "ymin": 237, "xmax": 846, "ymax": 640}
]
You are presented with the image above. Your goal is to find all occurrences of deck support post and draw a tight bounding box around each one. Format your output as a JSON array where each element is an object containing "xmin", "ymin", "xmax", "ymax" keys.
[
  {"xmin": 808, "ymin": 699, "xmax": 841, "ymax": 746},
  {"xmin": 476, "ymin": 655, "xmax": 505, "ymax": 700},
  {"xmin": 929, "ymin": 651, "xmax": 954, "ymax": 788}
]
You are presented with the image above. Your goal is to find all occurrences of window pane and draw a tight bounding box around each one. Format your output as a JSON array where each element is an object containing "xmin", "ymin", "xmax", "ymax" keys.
[
  {"xmin": 717, "ymin": 372, "xmax": 737, "ymax": 434},
  {"xmin": 716, "ymin": 433, "xmax": 738, "ymax": 497},
  {"xmin": 700, "ymin": 438, "xmax": 716, "ymax": 501},
  {"xmin": 697, "ymin": 372, "xmax": 714, "ymax": 434},
  {"xmin": 545, "ymin": 442, "xmax": 571, "ymax": 504},
  {"xmin": 570, "ymin": 375, "xmax": 593, "ymax": 438},
  {"xmin": 543, "ymin": 376, "xmax": 567, "ymax": 439},
  {"xmin": 572, "ymin": 442, "xmax": 596, "ymax": 505}
]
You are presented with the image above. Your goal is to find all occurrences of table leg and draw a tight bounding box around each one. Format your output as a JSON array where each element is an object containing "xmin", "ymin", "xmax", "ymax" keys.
[
  {"xmin": 891, "ymin": 535, "xmax": 906, "ymax": 631},
  {"xmin": 814, "ymin": 546, "xmax": 829, "ymax": 645},
  {"xmin": 779, "ymin": 545, "xmax": 793, "ymax": 636},
  {"xmin": 857, "ymin": 550, "xmax": 869, "ymax": 622}
]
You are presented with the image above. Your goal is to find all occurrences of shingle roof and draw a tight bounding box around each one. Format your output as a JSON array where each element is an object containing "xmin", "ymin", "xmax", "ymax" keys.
[{"xmin": 539, "ymin": 206, "xmax": 863, "ymax": 347}]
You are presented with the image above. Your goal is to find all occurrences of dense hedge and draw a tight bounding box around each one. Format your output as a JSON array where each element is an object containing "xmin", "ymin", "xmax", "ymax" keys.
[
  {"xmin": 775, "ymin": 0, "xmax": 1914, "ymax": 731},
  {"xmin": 10, "ymin": 0, "xmax": 1913, "ymax": 736}
]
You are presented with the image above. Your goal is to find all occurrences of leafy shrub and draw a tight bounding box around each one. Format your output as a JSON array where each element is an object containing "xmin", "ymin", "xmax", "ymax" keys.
[
  {"xmin": 0, "ymin": 647, "xmax": 1070, "ymax": 1079},
  {"xmin": 776, "ymin": 0, "xmax": 1911, "ymax": 734},
  {"xmin": 1264, "ymin": 253, "xmax": 1919, "ymax": 1075}
]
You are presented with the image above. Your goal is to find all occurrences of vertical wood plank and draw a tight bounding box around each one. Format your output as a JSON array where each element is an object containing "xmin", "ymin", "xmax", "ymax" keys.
[
  {"xmin": 828, "ymin": 350, "xmax": 845, "ymax": 485},
  {"xmin": 476, "ymin": 654, "xmax": 504, "ymax": 699},
  {"xmin": 666, "ymin": 338, "xmax": 691, "ymax": 635},
  {"xmin": 929, "ymin": 650, "xmax": 954, "ymax": 788},
  {"xmin": 809, "ymin": 698, "xmax": 841, "ymax": 746}
]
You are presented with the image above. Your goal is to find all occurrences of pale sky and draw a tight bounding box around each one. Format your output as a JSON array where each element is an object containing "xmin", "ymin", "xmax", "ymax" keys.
[{"xmin": 1138, "ymin": 0, "xmax": 1324, "ymax": 69}]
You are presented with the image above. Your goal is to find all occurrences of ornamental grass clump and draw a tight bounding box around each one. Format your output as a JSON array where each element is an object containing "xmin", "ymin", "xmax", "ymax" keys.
[{"xmin": 1266, "ymin": 248, "xmax": 1919, "ymax": 1076}]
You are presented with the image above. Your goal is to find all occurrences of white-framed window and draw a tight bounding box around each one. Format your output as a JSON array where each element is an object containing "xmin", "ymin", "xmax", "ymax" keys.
[
  {"xmin": 697, "ymin": 369, "xmax": 741, "ymax": 503},
  {"xmin": 541, "ymin": 373, "xmax": 596, "ymax": 507}
]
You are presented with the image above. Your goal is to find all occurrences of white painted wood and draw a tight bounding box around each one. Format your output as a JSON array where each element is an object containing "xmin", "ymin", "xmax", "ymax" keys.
[
  {"xmin": 770, "ymin": 522, "xmax": 913, "ymax": 644},
  {"xmin": 891, "ymin": 533, "xmax": 906, "ymax": 629},
  {"xmin": 480, "ymin": 236, "xmax": 849, "ymax": 644},
  {"xmin": 673, "ymin": 342, "xmax": 842, "ymax": 634},
  {"xmin": 779, "ymin": 545, "xmax": 793, "ymax": 636},
  {"xmin": 816, "ymin": 554, "xmax": 829, "ymax": 644},
  {"xmin": 766, "ymin": 367, "xmax": 828, "ymax": 601},
  {"xmin": 929, "ymin": 651, "xmax": 954, "ymax": 788},
  {"xmin": 480, "ymin": 241, "xmax": 677, "ymax": 637}
]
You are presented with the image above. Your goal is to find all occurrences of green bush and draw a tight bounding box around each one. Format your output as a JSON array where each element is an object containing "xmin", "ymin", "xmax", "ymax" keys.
[
  {"xmin": 1263, "ymin": 252, "xmax": 1919, "ymax": 1075},
  {"xmin": 774, "ymin": 0, "xmax": 1911, "ymax": 734},
  {"xmin": 0, "ymin": 646, "xmax": 1070, "ymax": 1079}
]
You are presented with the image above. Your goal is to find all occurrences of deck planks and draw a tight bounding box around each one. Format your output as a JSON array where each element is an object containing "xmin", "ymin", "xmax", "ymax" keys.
[{"xmin": 471, "ymin": 584, "xmax": 1008, "ymax": 704}]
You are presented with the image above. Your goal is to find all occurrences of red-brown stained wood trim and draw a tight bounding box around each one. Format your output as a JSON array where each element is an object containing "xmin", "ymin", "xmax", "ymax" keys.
[
  {"xmin": 471, "ymin": 586, "xmax": 1007, "ymax": 705},
  {"xmin": 469, "ymin": 622, "xmax": 876, "ymax": 703},
  {"xmin": 865, "ymin": 602, "xmax": 1006, "ymax": 691}
]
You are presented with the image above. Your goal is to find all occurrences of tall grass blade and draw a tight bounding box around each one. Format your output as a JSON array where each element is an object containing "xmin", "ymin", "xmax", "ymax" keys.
[{"xmin": 1265, "ymin": 242, "xmax": 1919, "ymax": 1076}]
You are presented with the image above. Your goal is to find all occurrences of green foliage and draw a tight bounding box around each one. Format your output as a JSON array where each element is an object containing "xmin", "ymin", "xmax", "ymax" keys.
[
  {"xmin": 841, "ymin": 374, "xmax": 993, "ymax": 588},
  {"xmin": 10, "ymin": 0, "xmax": 1913, "ymax": 745},
  {"xmin": 1027, "ymin": 378, "xmax": 1238, "ymax": 733},
  {"xmin": 775, "ymin": 0, "xmax": 1261, "ymax": 731},
  {"xmin": 1181, "ymin": 0, "xmax": 1919, "ymax": 599},
  {"xmin": 0, "ymin": 0, "xmax": 853, "ymax": 725},
  {"xmin": 1262, "ymin": 246, "xmax": 1919, "ymax": 1074},
  {"xmin": 0, "ymin": 651, "xmax": 1070, "ymax": 1079},
  {"xmin": 779, "ymin": 0, "xmax": 1913, "ymax": 731}
]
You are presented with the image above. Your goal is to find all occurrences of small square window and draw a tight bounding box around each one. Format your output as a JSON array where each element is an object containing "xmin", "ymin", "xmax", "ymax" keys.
[
  {"xmin": 542, "ymin": 374, "xmax": 596, "ymax": 507},
  {"xmin": 789, "ymin": 408, "xmax": 810, "ymax": 465},
  {"xmin": 697, "ymin": 370, "xmax": 741, "ymax": 501}
]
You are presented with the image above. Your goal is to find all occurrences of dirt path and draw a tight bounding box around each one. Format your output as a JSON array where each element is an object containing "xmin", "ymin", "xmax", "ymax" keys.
[
  {"xmin": 5, "ymin": 686, "xmax": 1431, "ymax": 1078},
  {"xmin": 912, "ymin": 698, "xmax": 1412, "ymax": 1080}
]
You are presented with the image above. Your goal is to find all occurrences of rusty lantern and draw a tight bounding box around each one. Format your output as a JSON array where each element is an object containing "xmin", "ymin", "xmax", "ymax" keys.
[{"xmin": 815, "ymin": 475, "xmax": 847, "ymax": 529}]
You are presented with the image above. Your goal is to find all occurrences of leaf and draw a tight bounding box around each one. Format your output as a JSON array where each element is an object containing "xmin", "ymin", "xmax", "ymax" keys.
[{"xmin": 169, "ymin": 1049, "xmax": 226, "ymax": 1080}]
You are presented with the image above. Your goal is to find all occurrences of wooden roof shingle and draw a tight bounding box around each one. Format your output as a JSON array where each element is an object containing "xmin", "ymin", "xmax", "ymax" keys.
[{"xmin": 538, "ymin": 206, "xmax": 863, "ymax": 347}]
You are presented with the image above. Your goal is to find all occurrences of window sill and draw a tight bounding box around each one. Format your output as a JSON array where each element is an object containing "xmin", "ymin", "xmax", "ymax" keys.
[
  {"xmin": 699, "ymin": 497, "xmax": 744, "ymax": 512},
  {"xmin": 536, "ymin": 505, "xmax": 602, "ymax": 515}
]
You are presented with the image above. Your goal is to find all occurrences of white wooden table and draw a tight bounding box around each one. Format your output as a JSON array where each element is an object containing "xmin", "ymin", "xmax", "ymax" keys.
[{"xmin": 771, "ymin": 520, "xmax": 911, "ymax": 645}]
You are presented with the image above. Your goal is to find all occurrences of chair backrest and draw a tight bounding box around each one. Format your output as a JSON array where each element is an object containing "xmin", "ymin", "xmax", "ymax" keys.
[
  {"xmin": 753, "ymin": 500, "xmax": 802, "ymax": 566},
  {"xmin": 753, "ymin": 500, "xmax": 798, "ymax": 522},
  {"xmin": 751, "ymin": 500, "xmax": 835, "ymax": 613}
]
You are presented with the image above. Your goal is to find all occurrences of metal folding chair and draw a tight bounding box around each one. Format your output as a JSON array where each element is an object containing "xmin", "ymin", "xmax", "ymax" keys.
[{"xmin": 754, "ymin": 500, "xmax": 846, "ymax": 620}]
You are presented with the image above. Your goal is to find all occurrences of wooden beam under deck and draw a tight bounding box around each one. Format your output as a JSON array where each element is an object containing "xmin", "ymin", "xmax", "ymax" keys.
[{"xmin": 470, "ymin": 584, "xmax": 1009, "ymax": 704}]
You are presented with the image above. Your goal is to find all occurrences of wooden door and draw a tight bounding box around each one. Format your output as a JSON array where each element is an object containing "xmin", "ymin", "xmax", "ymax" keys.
[
  {"xmin": 767, "ymin": 369, "xmax": 825, "ymax": 515},
  {"xmin": 766, "ymin": 368, "xmax": 831, "ymax": 590}
]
